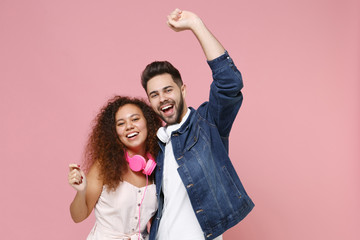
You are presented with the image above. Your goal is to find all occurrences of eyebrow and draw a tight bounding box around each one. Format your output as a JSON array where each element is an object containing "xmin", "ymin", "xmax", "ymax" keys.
[
  {"xmin": 116, "ymin": 113, "xmax": 140, "ymax": 123},
  {"xmin": 149, "ymin": 86, "xmax": 173, "ymax": 96}
]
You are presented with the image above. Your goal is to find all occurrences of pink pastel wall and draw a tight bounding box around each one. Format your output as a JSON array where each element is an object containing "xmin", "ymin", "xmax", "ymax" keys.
[{"xmin": 1, "ymin": 0, "xmax": 359, "ymax": 239}]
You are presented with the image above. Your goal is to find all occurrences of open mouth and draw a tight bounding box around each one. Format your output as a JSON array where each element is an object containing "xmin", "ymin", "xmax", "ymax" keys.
[
  {"xmin": 126, "ymin": 132, "xmax": 139, "ymax": 138},
  {"xmin": 161, "ymin": 104, "xmax": 174, "ymax": 113}
]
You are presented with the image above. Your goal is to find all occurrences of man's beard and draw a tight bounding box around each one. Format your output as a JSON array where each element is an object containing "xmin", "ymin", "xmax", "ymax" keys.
[{"xmin": 161, "ymin": 95, "xmax": 185, "ymax": 125}]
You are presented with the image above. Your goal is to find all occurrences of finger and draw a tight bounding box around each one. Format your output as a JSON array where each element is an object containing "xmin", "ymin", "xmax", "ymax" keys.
[
  {"xmin": 68, "ymin": 170, "xmax": 82, "ymax": 180},
  {"xmin": 166, "ymin": 18, "xmax": 173, "ymax": 27},
  {"xmin": 69, "ymin": 177, "xmax": 80, "ymax": 185},
  {"xmin": 72, "ymin": 171, "xmax": 83, "ymax": 180},
  {"xmin": 69, "ymin": 163, "xmax": 80, "ymax": 171},
  {"xmin": 174, "ymin": 8, "xmax": 182, "ymax": 19},
  {"xmin": 69, "ymin": 169, "xmax": 80, "ymax": 177},
  {"xmin": 166, "ymin": 21, "xmax": 177, "ymax": 31},
  {"xmin": 69, "ymin": 176, "xmax": 83, "ymax": 185},
  {"xmin": 174, "ymin": 13, "xmax": 181, "ymax": 21},
  {"xmin": 68, "ymin": 173, "xmax": 79, "ymax": 181},
  {"xmin": 169, "ymin": 11, "xmax": 181, "ymax": 21},
  {"xmin": 170, "ymin": 8, "xmax": 179, "ymax": 15},
  {"xmin": 70, "ymin": 172, "xmax": 81, "ymax": 180},
  {"xmin": 167, "ymin": 17, "xmax": 178, "ymax": 28},
  {"xmin": 168, "ymin": 13, "xmax": 176, "ymax": 21}
]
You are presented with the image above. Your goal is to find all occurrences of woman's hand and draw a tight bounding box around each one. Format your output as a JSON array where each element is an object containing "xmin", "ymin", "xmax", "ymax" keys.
[{"xmin": 68, "ymin": 164, "xmax": 87, "ymax": 192}]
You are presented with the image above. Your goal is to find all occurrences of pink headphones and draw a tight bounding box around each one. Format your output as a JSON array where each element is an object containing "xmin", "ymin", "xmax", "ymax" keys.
[{"xmin": 125, "ymin": 151, "xmax": 156, "ymax": 175}]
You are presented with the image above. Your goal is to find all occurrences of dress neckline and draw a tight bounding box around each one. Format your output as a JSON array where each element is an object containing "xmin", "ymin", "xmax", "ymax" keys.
[{"xmin": 123, "ymin": 180, "xmax": 155, "ymax": 190}]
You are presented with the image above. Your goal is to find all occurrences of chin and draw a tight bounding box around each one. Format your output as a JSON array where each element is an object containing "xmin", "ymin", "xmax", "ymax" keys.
[{"xmin": 164, "ymin": 118, "xmax": 176, "ymax": 125}]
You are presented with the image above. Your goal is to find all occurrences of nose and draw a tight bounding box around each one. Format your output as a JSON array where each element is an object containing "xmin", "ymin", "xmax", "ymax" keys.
[
  {"xmin": 159, "ymin": 92, "xmax": 167, "ymax": 103},
  {"xmin": 125, "ymin": 120, "xmax": 134, "ymax": 130}
]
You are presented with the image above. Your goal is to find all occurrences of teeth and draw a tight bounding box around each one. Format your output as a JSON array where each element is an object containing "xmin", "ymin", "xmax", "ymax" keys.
[
  {"xmin": 127, "ymin": 132, "xmax": 138, "ymax": 138},
  {"xmin": 162, "ymin": 105, "xmax": 172, "ymax": 111}
]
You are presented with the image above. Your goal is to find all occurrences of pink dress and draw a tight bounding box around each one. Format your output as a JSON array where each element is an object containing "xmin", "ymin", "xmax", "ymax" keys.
[{"xmin": 87, "ymin": 181, "xmax": 157, "ymax": 240}]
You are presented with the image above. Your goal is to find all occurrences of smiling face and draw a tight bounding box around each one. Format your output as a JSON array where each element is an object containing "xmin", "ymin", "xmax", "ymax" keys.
[
  {"xmin": 115, "ymin": 104, "xmax": 148, "ymax": 155},
  {"xmin": 146, "ymin": 73, "xmax": 187, "ymax": 125}
]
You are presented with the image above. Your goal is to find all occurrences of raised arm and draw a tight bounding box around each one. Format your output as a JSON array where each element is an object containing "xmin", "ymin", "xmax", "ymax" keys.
[
  {"xmin": 168, "ymin": 8, "xmax": 243, "ymax": 138},
  {"xmin": 167, "ymin": 8, "xmax": 225, "ymax": 61}
]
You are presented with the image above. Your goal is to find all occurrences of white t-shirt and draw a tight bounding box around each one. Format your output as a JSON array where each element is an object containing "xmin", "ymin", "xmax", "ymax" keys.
[{"xmin": 156, "ymin": 109, "xmax": 222, "ymax": 240}]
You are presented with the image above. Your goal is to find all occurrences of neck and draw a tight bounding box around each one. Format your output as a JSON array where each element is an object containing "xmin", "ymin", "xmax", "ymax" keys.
[{"xmin": 126, "ymin": 148, "xmax": 146, "ymax": 157}]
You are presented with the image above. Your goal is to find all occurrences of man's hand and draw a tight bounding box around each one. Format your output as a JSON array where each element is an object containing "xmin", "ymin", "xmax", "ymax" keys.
[
  {"xmin": 167, "ymin": 8, "xmax": 203, "ymax": 32},
  {"xmin": 166, "ymin": 8, "xmax": 225, "ymax": 61}
]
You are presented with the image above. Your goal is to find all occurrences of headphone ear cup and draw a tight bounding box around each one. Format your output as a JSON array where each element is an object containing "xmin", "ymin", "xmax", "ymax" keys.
[
  {"xmin": 128, "ymin": 155, "xmax": 147, "ymax": 172},
  {"xmin": 143, "ymin": 159, "xmax": 157, "ymax": 175}
]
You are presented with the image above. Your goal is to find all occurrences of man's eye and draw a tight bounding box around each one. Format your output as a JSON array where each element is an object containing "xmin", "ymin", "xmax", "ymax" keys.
[
  {"xmin": 166, "ymin": 89, "xmax": 172, "ymax": 93},
  {"xmin": 150, "ymin": 94, "xmax": 158, "ymax": 98}
]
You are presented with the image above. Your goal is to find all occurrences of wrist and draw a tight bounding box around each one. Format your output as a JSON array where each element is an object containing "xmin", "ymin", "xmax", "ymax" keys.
[
  {"xmin": 190, "ymin": 17, "xmax": 205, "ymax": 33},
  {"xmin": 76, "ymin": 187, "xmax": 87, "ymax": 195}
]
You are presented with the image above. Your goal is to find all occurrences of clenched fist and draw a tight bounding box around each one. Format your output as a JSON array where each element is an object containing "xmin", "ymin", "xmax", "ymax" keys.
[{"xmin": 68, "ymin": 164, "xmax": 87, "ymax": 192}]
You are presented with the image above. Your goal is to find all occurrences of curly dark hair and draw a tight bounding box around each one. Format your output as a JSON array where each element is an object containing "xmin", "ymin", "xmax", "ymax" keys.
[{"xmin": 83, "ymin": 96, "xmax": 162, "ymax": 191}]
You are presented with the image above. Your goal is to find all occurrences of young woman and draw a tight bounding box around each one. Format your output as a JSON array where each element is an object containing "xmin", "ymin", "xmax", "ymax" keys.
[{"xmin": 68, "ymin": 96, "xmax": 162, "ymax": 240}]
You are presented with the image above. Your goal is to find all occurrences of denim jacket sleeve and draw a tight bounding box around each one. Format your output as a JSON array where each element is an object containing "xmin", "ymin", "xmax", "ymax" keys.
[{"xmin": 205, "ymin": 51, "xmax": 244, "ymax": 138}]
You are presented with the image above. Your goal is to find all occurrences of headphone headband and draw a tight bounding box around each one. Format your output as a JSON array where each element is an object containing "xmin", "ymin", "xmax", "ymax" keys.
[{"xmin": 125, "ymin": 151, "xmax": 156, "ymax": 175}]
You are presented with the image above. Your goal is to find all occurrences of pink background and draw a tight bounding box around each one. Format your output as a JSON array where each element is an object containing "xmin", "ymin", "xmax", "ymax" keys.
[{"xmin": 1, "ymin": 0, "xmax": 359, "ymax": 239}]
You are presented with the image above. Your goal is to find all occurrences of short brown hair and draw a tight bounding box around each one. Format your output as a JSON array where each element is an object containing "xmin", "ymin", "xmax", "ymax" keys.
[{"xmin": 141, "ymin": 61, "xmax": 183, "ymax": 92}]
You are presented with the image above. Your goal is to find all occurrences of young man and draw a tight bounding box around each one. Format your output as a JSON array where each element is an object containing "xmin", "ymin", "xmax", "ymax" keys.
[{"xmin": 141, "ymin": 9, "xmax": 254, "ymax": 240}]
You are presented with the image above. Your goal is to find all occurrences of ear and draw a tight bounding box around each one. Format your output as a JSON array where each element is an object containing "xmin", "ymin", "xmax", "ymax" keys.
[{"xmin": 181, "ymin": 84, "xmax": 186, "ymax": 99}]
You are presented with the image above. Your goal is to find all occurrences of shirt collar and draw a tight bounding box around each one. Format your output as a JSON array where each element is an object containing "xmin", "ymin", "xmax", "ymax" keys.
[{"xmin": 157, "ymin": 108, "xmax": 191, "ymax": 143}]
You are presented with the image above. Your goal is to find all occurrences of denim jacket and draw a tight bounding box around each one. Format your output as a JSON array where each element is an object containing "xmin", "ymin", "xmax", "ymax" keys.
[{"xmin": 149, "ymin": 51, "xmax": 254, "ymax": 240}]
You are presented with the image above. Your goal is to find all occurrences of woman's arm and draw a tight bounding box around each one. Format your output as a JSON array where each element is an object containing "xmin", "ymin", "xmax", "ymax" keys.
[{"xmin": 68, "ymin": 162, "xmax": 103, "ymax": 223}]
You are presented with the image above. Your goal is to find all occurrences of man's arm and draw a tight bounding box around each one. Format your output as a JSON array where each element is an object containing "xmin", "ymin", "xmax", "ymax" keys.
[
  {"xmin": 168, "ymin": 8, "xmax": 243, "ymax": 138},
  {"xmin": 167, "ymin": 8, "xmax": 225, "ymax": 61}
]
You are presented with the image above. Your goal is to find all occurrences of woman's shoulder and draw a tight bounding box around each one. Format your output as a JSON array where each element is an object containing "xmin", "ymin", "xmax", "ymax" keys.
[{"xmin": 87, "ymin": 161, "xmax": 103, "ymax": 183}]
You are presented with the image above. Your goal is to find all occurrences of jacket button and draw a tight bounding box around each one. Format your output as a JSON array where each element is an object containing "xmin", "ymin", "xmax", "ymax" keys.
[{"xmin": 186, "ymin": 183, "xmax": 194, "ymax": 188}]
